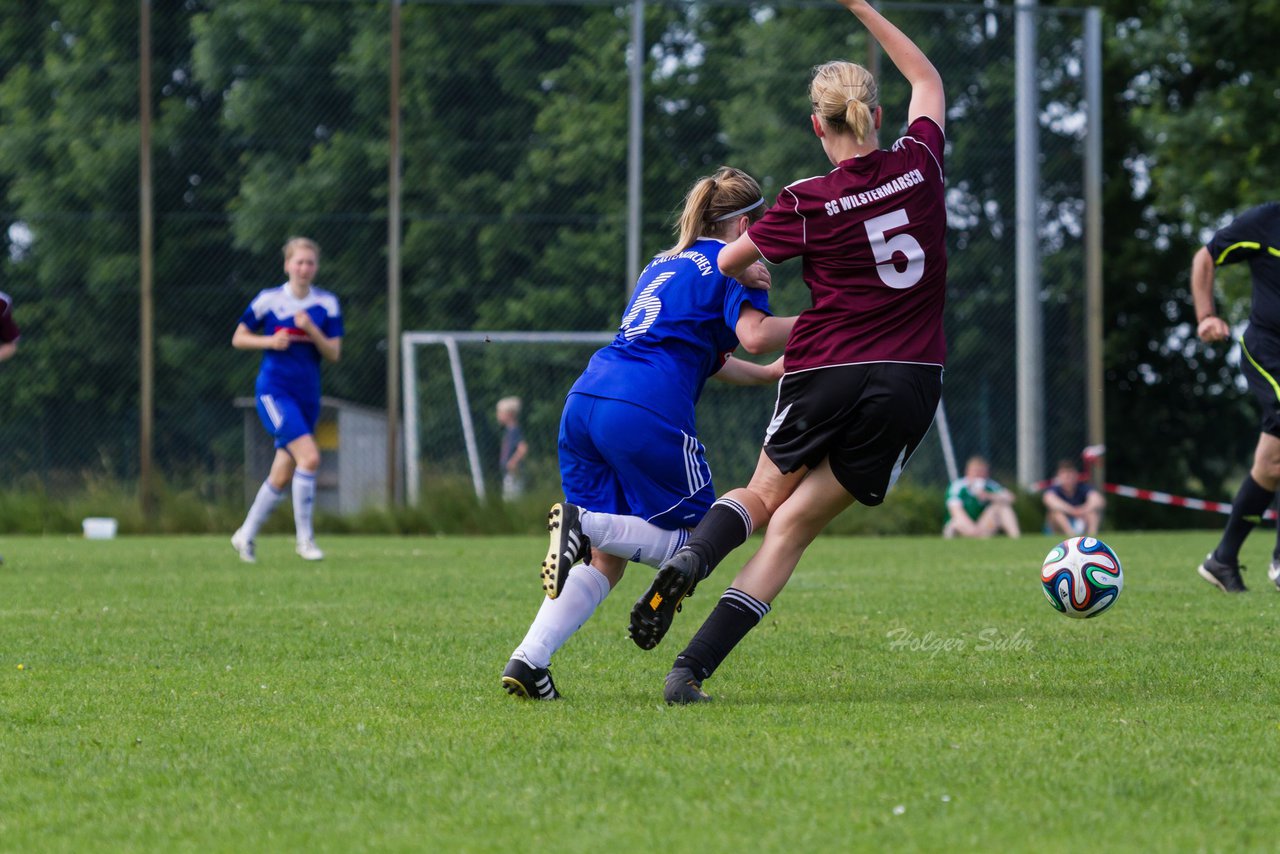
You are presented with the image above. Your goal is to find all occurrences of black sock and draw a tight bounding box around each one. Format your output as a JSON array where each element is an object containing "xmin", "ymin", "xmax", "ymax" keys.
[
  {"xmin": 1216, "ymin": 474, "xmax": 1274, "ymax": 564},
  {"xmin": 673, "ymin": 588, "xmax": 770, "ymax": 682},
  {"xmin": 683, "ymin": 498, "xmax": 754, "ymax": 582}
]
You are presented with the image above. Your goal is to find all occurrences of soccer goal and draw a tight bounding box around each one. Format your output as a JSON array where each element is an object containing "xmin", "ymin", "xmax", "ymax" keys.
[
  {"xmin": 402, "ymin": 330, "xmax": 960, "ymax": 505},
  {"xmin": 401, "ymin": 331, "xmax": 613, "ymax": 504}
]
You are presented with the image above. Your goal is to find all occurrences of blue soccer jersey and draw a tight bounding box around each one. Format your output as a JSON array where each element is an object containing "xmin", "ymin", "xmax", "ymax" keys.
[
  {"xmin": 239, "ymin": 284, "xmax": 343, "ymax": 401},
  {"xmin": 569, "ymin": 239, "xmax": 771, "ymax": 431}
]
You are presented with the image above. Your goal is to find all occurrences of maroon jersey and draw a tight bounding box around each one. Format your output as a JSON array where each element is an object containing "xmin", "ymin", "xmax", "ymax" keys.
[
  {"xmin": 0, "ymin": 292, "xmax": 18, "ymax": 344},
  {"xmin": 747, "ymin": 116, "xmax": 947, "ymax": 371}
]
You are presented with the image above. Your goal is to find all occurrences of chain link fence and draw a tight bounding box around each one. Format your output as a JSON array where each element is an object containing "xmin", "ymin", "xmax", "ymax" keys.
[{"xmin": 0, "ymin": 1, "xmax": 1092, "ymax": 512}]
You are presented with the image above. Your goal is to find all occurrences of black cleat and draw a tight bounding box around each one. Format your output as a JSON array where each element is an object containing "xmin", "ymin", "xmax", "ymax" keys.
[
  {"xmin": 629, "ymin": 550, "xmax": 702, "ymax": 650},
  {"xmin": 501, "ymin": 658, "xmax": 562, "ymax": 700},
  {"xmin": 541, "ymin": 502, "xmax": 590, "ymax": 600},
  {"xmin": 664, "ymin": 666, "xmax": 711, "ymax": 704},
  {"xmin": 1198, "ymin": 552, "xmax": 1247, "ymax": 593}
]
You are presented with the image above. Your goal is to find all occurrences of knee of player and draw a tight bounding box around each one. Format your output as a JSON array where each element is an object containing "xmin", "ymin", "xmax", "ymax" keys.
[{"xmin": 295, "ymin": 449, "xmax": 322, "ymax": 472}]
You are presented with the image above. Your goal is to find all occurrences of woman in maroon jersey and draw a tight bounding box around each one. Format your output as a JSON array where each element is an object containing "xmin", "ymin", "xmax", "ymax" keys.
[{"xmin": 628, "ymin": 0, "xmax": 948, "ymax": 703}]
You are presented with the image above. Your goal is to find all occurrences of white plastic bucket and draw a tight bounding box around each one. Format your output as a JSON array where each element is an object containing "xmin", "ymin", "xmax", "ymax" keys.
[{"xmin": 82, "ymin": 517, "xmax": 118, "ymax": 540}]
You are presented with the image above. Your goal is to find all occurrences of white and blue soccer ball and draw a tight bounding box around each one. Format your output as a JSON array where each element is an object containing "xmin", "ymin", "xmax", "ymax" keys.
[{"xmin": 1040, "ymin": 536, "xmax": 1123, "ymax": 619}]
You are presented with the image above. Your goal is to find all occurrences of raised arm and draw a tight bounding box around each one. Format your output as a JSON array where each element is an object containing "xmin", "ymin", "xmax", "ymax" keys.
[{"xmin": 838, "ymin": 0, "xmax": 944, "ymax": 131}]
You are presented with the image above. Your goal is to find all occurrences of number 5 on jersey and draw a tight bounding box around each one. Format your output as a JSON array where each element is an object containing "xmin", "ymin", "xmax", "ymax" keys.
[{"xmin": 865, "ymin": 209, "xmax": 925, "ymax": 289}]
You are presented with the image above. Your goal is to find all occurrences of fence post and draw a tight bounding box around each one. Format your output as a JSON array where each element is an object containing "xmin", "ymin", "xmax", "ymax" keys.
[
  {"xmin": 1015, "ymin": 0, "xmax": 1042, "ymax": 488},
  {"xmin": 626, "ymin": 0, "xmax": 645, "ymax": 295},
  {"xmin": 1084, "ymin": 6, "xmax": 1105, "ymax": 487},
  {"xmin": 139, "ymin": 0, "xmax": 155, "ymax": 518},
  {"xmin": 387, "ymin": 0, "xmax": 403, "ymax": 506}
]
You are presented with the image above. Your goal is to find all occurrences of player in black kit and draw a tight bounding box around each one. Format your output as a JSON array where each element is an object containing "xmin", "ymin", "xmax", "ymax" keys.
[{"xmin": 1193, "ymin": 202, "xmax": 1280, "ymax": 593}]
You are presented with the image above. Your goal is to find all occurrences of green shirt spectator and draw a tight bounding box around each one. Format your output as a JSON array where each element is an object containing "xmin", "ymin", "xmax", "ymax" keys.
[{"xmin": 944, "ymin": 456, "xmax": 1021, "ymax": 539}]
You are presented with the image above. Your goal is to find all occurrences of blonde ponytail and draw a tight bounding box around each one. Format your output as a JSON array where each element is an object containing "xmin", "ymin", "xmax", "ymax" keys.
[
  {"xmin": 669, "ymin": 176, "xmax": 720, "ymax": 257},
  {"xmin": 664, "ymin": 167, "xmax": 765, "ymax": 257},
  {"xmin": 811, "ymin": 61, "xmax": 879, "ymax": 144},
  {"xmin": 844, "ymin": 97, "xmax": 874, "ymax": 143}
]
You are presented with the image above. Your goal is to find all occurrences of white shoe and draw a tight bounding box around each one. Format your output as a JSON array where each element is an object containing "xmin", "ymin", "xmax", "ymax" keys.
[
  {"xmin": 1268, "ymin": 560, "xmax": 1280, "ymax": 591},
  {"xmin": 230, "ymin": 528, "xmax": 256, "ymax": 563},
  {"xmin": 296, "ymin": 540, "xmax": 325, "ymax": 561}
]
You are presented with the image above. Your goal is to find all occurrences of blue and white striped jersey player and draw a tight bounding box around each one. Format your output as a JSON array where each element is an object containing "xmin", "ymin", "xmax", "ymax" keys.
[
  {"xmin": 502, "ymin": 167, "xmax": 798, "ymax": 699},
  {"xmin": 230, "ymin": 237, "xmax": 343, "ymax": 563}
]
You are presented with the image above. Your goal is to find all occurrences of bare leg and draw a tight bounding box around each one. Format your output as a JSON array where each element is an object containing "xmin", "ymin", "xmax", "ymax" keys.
[
  {"xmin": 996, "ymin": 504, "xmax": 1021, "ymax": 538},
  {"xmin": 731, "ymin": 459, "xmax": 856, "ymax": 604},
  {"xmin": 1047, "ymin": 510, "xmax": 1073, "ymax": 536},
  {"xmin": 266, "ymin": 447, "xmax": 297, "ymax": 491},
  {"xmin": 1083, "ymin": 510, "xmax": 1101, "ymax": 535},
  {"xmin": 589, "ymin": 548, "xmax": 627, "ymax": 588}
]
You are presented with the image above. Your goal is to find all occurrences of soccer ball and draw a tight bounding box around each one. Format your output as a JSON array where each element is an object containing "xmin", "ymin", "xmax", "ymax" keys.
[{"xmin": 1040, "ymin": 536, "xmax": 1123, "ymax": 619}]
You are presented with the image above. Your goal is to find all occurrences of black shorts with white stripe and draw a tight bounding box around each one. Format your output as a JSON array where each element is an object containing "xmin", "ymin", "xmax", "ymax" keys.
[{"xmin": 762, "ymin": 362, "xmax": 942, "ymax": 505}]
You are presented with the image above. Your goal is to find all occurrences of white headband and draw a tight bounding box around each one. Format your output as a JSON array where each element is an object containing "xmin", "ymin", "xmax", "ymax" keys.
[{"xmin": 711, "ymin": 198, "xmax": 765, "ymax": 222}]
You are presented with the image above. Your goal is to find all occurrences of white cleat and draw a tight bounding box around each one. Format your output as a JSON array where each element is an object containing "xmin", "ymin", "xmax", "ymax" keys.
[
  {"xmin": 296, "ymin": 540, "xmax": 325, "ymax": 561},
  {"xmin": 230, "ymin": 529, "xmax": 256, "ymax": 563},
  {"xmin": 1269, "ymin": 560, "xmax": 1280, "ymax": 591}
]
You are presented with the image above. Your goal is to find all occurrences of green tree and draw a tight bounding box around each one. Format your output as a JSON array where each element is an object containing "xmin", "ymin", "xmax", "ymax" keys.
[
  {"xmin": 1097, "ymin": 0, "xmax": 1270, "ymax": 524},
  {"xmin": 0, "ymin": 1, "xmax": 145, "ymax": 482}
]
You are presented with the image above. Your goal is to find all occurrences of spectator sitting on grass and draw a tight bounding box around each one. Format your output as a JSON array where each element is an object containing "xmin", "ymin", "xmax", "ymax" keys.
[
  {"xmin": 1043, "ymin": 458, "xmax": 1105, "ymax": 536},
  {"xmin": 943, "ymin": 455, "xmax": 1020, "ymax": 539}
]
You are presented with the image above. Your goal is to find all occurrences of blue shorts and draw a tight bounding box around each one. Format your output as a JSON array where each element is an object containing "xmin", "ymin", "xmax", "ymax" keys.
[
  {"xmin": 558, "ymin": 393, "xmax": 715, "ymax": 530},
  {"xmin": 255, "ymin": 391, "xmax": 319, "ymax": 449}
]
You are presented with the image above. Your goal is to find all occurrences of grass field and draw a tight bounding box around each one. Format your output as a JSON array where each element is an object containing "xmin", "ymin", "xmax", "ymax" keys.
[{"xmin": 3, "ymin": 530, "xmax": 1279, "ymax": 851}]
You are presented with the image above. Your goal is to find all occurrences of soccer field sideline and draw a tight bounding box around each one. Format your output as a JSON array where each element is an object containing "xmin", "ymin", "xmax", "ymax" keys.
[{"xmin": 2, "ymin": 531, "xmax": 1279, "ymax": 851}]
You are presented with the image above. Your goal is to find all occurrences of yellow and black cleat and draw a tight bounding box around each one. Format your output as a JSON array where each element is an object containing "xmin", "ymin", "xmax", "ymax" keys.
[
  {"xmin": 629, "ymin": 550, "xmax": 701, "ymax": 650},
  {"xmin": 501, "ymin": 658, "xmax": 562, "ymax": 700}
]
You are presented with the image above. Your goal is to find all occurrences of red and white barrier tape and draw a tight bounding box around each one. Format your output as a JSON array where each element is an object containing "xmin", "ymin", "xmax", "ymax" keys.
[
  {"xmin": 1102, "ymin": 483, "xmax": 1277, "ymax": 519},
  {"xmin": 1032, "ymin": 479, "xmax": 1278, "ymax": 520}
]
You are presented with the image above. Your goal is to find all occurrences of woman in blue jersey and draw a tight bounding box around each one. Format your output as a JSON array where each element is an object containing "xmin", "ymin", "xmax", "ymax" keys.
[
  {"xmin": 502, "ymin": 167, "xmax": 797, "ymax": 699},
  {"xmin": 230, "ymin": 237, "xmax": 344, "ymax": 563}
]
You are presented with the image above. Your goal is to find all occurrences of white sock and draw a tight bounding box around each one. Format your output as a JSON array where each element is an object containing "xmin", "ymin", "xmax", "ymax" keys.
[
  {"xmin": 578, "ymin": 510, "xmax": 688, "ymax": 568},
  {"xmin": 512, "ymin": 563, "xmax": 612, "ymax": 669},
  {"xmin": 241, "ymin": 481, "xmax": 285, "ymax": 540},
  {"xmin": 292, "ymin": 469, "xmax": 317, "ymax": 543}
]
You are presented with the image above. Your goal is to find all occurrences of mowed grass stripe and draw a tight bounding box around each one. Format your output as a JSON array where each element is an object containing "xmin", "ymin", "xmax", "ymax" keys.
[{"xmin": 1, "ymin": 532, "xmax": 1279, "ymax": 851}]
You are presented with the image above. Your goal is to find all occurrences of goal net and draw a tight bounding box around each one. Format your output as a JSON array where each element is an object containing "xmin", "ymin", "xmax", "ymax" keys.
[{"xmin": 402, "ymin": 331, "xmax": 958, "ymax": 505}]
